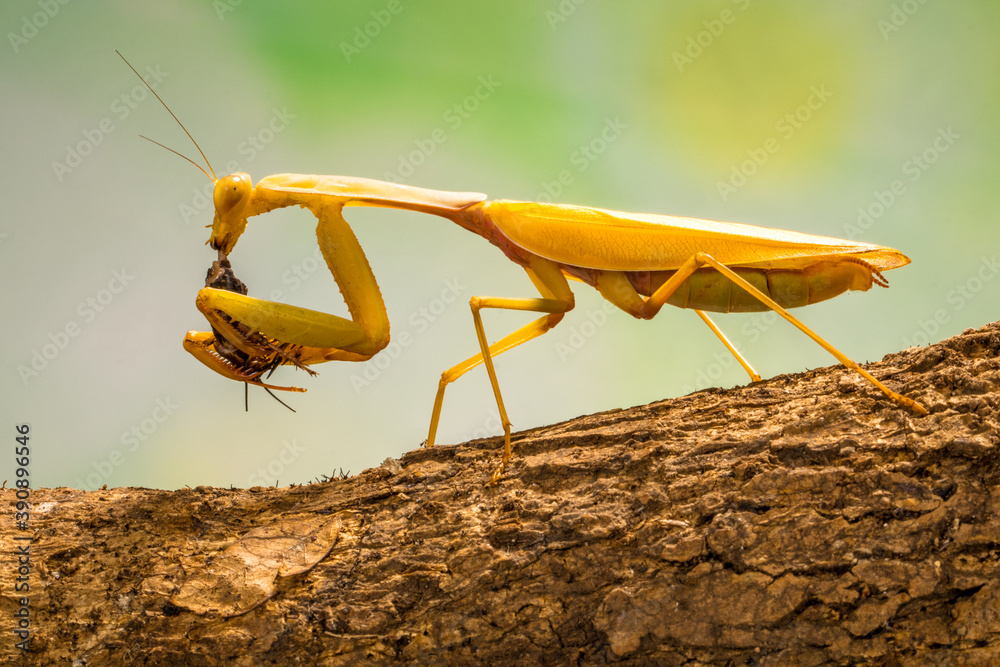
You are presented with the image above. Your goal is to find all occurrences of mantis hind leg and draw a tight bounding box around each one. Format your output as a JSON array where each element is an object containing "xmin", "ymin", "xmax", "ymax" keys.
[
  {"xmin": 597, "ymin": 254, "xmax": 927, "ymax": 416},
  {"xmin": 427, "ymin": 256, "xmax": 575, "ymax": 483},
  {"xmin": 693, "ymin": 310, "xmax": 762, "ymax": 382}
]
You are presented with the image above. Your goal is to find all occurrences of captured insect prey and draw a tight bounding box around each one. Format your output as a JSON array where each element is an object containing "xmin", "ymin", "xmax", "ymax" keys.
[
  {"xmin": 204, "ymin": 256, "xmax": 248, "ymax": 295},
  {"xmin": 184, "ymin": 256, "xmax": 318, "ymax": 406}
]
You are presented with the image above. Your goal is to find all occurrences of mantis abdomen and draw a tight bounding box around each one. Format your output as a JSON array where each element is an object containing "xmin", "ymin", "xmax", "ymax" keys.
[{"xmin": 633, "ymin": 259, "xmax": 881, "ymax": 314}]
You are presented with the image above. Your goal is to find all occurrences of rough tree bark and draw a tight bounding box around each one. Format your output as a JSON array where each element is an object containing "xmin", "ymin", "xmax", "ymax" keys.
[{"xmin": 3, "ymin": 322, "xmax": 1000, "ymax": 666}]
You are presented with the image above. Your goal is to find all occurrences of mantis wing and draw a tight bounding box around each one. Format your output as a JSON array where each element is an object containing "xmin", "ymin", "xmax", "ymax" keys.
[{"xmin": 483, "ymin": 201, "xmax": 910, "ymax": 273}]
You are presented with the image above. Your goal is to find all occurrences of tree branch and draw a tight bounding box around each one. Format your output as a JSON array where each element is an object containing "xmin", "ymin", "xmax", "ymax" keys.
[{"xmin": 4, "ymin": 322, "xmax": 1000, "ymax": 665}]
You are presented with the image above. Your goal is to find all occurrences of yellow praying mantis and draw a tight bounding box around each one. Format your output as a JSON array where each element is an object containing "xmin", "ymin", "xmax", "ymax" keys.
[{"xmin": 121, "ymin": 53, "xmax": 927, "ymax": 482}]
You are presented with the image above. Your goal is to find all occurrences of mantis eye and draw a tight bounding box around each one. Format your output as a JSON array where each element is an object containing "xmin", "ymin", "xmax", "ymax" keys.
[{"xmin": 213, "ymin": 173, "xmax": 252, "ymax": 217}]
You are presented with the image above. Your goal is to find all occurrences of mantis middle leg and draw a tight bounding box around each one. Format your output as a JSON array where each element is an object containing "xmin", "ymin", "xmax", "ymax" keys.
[{"xmin": 427, "ymin": 255, "xmax": 575, "ymax": 482}]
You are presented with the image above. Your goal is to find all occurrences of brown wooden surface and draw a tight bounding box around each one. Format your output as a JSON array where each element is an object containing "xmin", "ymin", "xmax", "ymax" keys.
[{"xmin": 3, "ymin": 323, "xmax": 1000, "ymax": 665}]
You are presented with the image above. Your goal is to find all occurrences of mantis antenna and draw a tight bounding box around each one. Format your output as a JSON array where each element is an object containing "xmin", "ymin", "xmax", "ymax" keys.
[
  {"xmin": 115, "ymin": 49, "xmax": 217, "ymax": 182},
  {"xmin": 120, "ymin": 50, "xmax": 305, "ymax": 413}
]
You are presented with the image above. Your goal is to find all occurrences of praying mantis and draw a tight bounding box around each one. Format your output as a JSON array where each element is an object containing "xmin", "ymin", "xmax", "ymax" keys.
[{"xmin": 120, "ymin": 53, "xmax": 927, "ymax": 482}]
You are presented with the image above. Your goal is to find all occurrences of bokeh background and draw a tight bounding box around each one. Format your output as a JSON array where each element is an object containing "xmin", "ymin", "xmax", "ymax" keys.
[{"xmin": 3, "ymin": 2, "xmax": 998, "ymax": 489}]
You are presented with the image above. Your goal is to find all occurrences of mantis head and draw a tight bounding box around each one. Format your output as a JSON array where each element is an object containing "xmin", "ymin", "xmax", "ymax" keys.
[
  {"xmin": 115, "ymin": 53, "xmax": 251, "ymax": 255},
  {"xmin": 210, "ymin": 173, "xmax": 253, "ymax": 255}
]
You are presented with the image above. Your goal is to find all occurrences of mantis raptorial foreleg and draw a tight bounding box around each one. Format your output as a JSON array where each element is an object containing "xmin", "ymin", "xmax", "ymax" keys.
[
  {"xmin": 249, "ymin": 192, "xmax": 390, "ymax": 357},
  {"xmin": 185, "ymin": 189, "xmax": 393, "ymax": 391},
  {"xmin": 427, "ymin": 256, "xmax": 575, "ymax": 481},
  {"xmin": 598, "ymin": 252, "xmax": 928, "ymax": 416},
  {"xmin": 195, "ymin": 288, "xmax": 372, "ymax": 358}
]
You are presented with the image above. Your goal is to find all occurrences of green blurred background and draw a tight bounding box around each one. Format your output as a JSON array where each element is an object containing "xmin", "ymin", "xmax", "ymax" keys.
[{"xmin": 3, "ymin": 1, "xmax": 998, "ymax": 489}]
